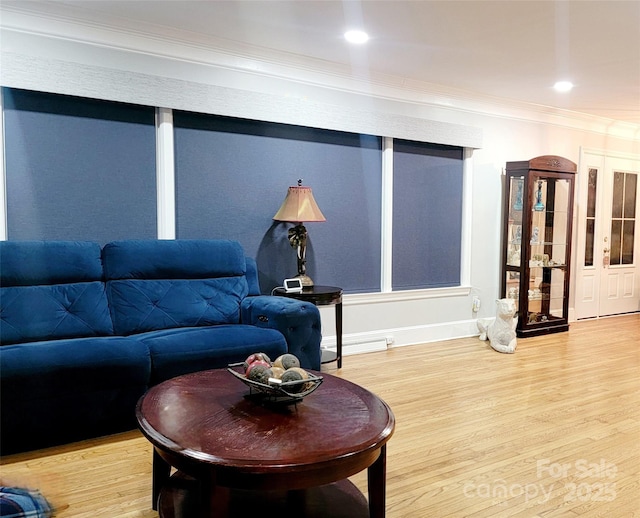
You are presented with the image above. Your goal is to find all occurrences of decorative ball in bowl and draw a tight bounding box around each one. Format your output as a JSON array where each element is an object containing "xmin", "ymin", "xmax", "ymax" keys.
[{"xmin": 228, "ymin": 352, "xmax": 323, "ymax": 404}]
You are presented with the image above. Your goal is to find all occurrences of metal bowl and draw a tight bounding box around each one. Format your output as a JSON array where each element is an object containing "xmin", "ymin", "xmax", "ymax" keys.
[{"xmin": 227, "ymin": 363, "xmax": 323, "ymax": 404}]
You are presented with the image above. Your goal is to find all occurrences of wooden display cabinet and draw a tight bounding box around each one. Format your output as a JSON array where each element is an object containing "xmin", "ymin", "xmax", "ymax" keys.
[{"xmin": 500, "ymin": 155, "xmax": 576, "ymax": 337}]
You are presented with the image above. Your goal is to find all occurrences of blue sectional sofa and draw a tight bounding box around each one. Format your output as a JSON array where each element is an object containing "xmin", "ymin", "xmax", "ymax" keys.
[{"xmin": 0, "ymin": 239, "xmax": 322, "ymax": 455}]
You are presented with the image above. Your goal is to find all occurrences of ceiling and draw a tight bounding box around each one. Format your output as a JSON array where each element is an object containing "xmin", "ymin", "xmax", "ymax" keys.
[{"xmin": 3, "ymin": 0, "xmax": 640, "ymax": 125}]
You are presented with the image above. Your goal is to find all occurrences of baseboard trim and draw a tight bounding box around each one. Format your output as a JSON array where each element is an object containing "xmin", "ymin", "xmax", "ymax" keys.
[{"xmin": 321, "ymin": 319, "xmax": 483, "ymax": 356}]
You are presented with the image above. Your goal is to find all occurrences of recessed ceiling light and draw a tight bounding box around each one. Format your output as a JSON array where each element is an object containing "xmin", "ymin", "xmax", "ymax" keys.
[
  {"xmin": 344, "ymin": 30, "xmax": 369, "ymax": 44},
  {"xmin": 554, "ymin": 81, "xmax": 574, "ymax": 93}
]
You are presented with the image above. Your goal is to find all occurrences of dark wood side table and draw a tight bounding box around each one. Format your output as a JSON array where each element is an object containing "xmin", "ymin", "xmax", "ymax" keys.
[
  {"xmin": 136, "ymin": 368, "xmax": 395, "ymax": 518},
  {"xmin": 273, "ymin": 285, "xmax": 343, "ymax": 368}
]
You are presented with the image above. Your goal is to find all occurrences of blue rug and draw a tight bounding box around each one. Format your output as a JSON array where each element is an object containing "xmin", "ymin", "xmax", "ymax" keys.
[{"xmin": 0, "ymin": 488, "xmax": 52, "ymax": 518}]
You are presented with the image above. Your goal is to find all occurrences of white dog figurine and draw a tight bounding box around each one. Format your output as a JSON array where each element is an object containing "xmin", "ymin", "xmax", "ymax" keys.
[{"xmin": 478, "ymin": 298, "xmax": 518, "ymax": 353}]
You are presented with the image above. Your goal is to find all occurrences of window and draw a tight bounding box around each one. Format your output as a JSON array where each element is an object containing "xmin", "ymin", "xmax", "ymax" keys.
[
  {"xmin": 610, "ymin": 171, "xmax": 637, "ymax": 265},
  {"xmin": 584, "ymin": 168, "xmax": 598, "ymax": 267},
  {"xmin": 2, "ymin": 88, "xmax": 156, "ymax": 243},
  {"xmin": 2, "ymin": 89, "xmax": 467, "ymax": 295},
  {"xmin": 392, "ymin": 140, "xmax": 464, "ymax": 290},
  {"xmin": 173, "ymin": 112, "xmax": 382, "ymax": 293}
]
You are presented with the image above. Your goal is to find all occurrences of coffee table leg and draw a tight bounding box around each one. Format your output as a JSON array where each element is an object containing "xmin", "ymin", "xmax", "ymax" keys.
[
  {"xmin": 368, "ymin": 445, "xmax": 387, "ymax": 518},
  {"xmin": 336, "ymin": 301, "xmax": 343, "ymax": 368},
  {"xmin": 199, "ymin": 471, "xmax": 230, "ymax": 518},
  {"xmin": 152, "ymin": 448, "xmax": 171, "ymax": 510}
]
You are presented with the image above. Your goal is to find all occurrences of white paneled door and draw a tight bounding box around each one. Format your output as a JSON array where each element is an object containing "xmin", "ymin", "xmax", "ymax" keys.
[{"xmin": 576, "ymin": 151, "xmax": 640, "ymax": 319}]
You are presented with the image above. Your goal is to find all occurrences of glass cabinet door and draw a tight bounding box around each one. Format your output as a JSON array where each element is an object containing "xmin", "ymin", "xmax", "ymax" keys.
[
  {"xmin": 526, "ymin": 177, "xmax": 571, "ymax": 325},
  {"xmin": 507, "ymin": 176, "xmax": 523, "ymax": 267},
  {"xmin": 504, "ymin": 176, "xmax": 523, "ymax": 307}
]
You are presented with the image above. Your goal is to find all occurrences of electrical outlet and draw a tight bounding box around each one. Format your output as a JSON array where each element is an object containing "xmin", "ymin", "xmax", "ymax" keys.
[{"xmin": 472, "ymin": 296, "xmax": 481, "ymax": 312}]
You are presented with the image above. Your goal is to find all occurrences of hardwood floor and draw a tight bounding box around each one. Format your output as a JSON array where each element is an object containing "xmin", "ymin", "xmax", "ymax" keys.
[{"xmin": 1, "ymin": 314, "xmax": 638, "ymax": 517}]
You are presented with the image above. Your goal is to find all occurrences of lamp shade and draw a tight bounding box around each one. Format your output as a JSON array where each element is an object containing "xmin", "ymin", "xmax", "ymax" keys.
[{"xmin": 273, "ymin": 185, "xmax": 326, "ymax": 223}]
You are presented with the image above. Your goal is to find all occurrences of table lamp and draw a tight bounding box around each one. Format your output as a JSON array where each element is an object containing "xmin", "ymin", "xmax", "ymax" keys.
[{"xmin": 273, "ymin": 179, "xmax": 326, "ymax": 287}]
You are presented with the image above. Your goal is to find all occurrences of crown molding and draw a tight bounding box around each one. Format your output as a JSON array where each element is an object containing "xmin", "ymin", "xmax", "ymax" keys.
[{"xmin": 1, "ymin": 4, "xmax": 638, "ymax": 143}]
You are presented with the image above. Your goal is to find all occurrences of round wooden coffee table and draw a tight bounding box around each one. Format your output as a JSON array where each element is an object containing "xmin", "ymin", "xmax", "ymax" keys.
[{"xmin": 136, "ymin": 368, "xmax": 395, "ymax": 518}]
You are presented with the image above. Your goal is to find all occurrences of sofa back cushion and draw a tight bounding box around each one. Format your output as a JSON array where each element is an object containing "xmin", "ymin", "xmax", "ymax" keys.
[
  {"xmin": 0, "ymin": 241, "xmax": 114, "ymax": 345},
  {"xmin": 102, "ymin": 240, "xmax": 250, "ymax": 335}
]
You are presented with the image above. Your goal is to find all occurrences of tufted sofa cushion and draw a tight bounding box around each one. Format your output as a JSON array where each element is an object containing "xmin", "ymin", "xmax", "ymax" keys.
[
  {"xmin": 103, "ymin": 240, "xmax": 250, "ymax": 335},
  {"xmin": 0, "ymin": 241, "xmax": 113, "ymax": 345}
]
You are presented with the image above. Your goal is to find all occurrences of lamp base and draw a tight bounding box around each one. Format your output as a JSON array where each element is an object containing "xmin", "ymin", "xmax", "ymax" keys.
[{"xmin": 294, "ymin": 274, "xmax": 315, "ymax": 287}]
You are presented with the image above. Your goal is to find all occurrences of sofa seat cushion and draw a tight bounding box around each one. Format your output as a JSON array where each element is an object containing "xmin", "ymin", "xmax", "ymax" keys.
[
  {"xmin": 0, "ymin": 336, "xmax": 151, "ymax": 455},
  {"xmin": 0, "ymin": 336, "xmax": 150, "ymax": 390},
  {"xmin": 136, "ymin": 325, "xmax": 288, "ymax": 384}
]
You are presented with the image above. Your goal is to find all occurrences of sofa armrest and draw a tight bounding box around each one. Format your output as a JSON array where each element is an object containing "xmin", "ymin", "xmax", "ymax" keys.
[{"xmin": 241, "ymin": 296, "xmax": 322, "ymax": 370}]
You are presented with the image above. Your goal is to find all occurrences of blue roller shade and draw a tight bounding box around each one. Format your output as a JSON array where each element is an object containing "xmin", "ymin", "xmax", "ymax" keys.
[
  {"xmin": 392, "ymin": 140, "xmax": 464, "ymax": 290},
  {"xmin": 174, "ymin": 112, "xmax": 382, "ymax": 294},
  {"xmin": 2, "ymin": 88, "xmax": 157, "ymax": 244}
]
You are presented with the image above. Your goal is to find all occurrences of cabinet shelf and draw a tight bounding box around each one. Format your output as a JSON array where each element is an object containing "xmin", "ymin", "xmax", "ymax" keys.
[{"xmin": 500, "ymin": 156, "xmax": 576, "ymax": 338}]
